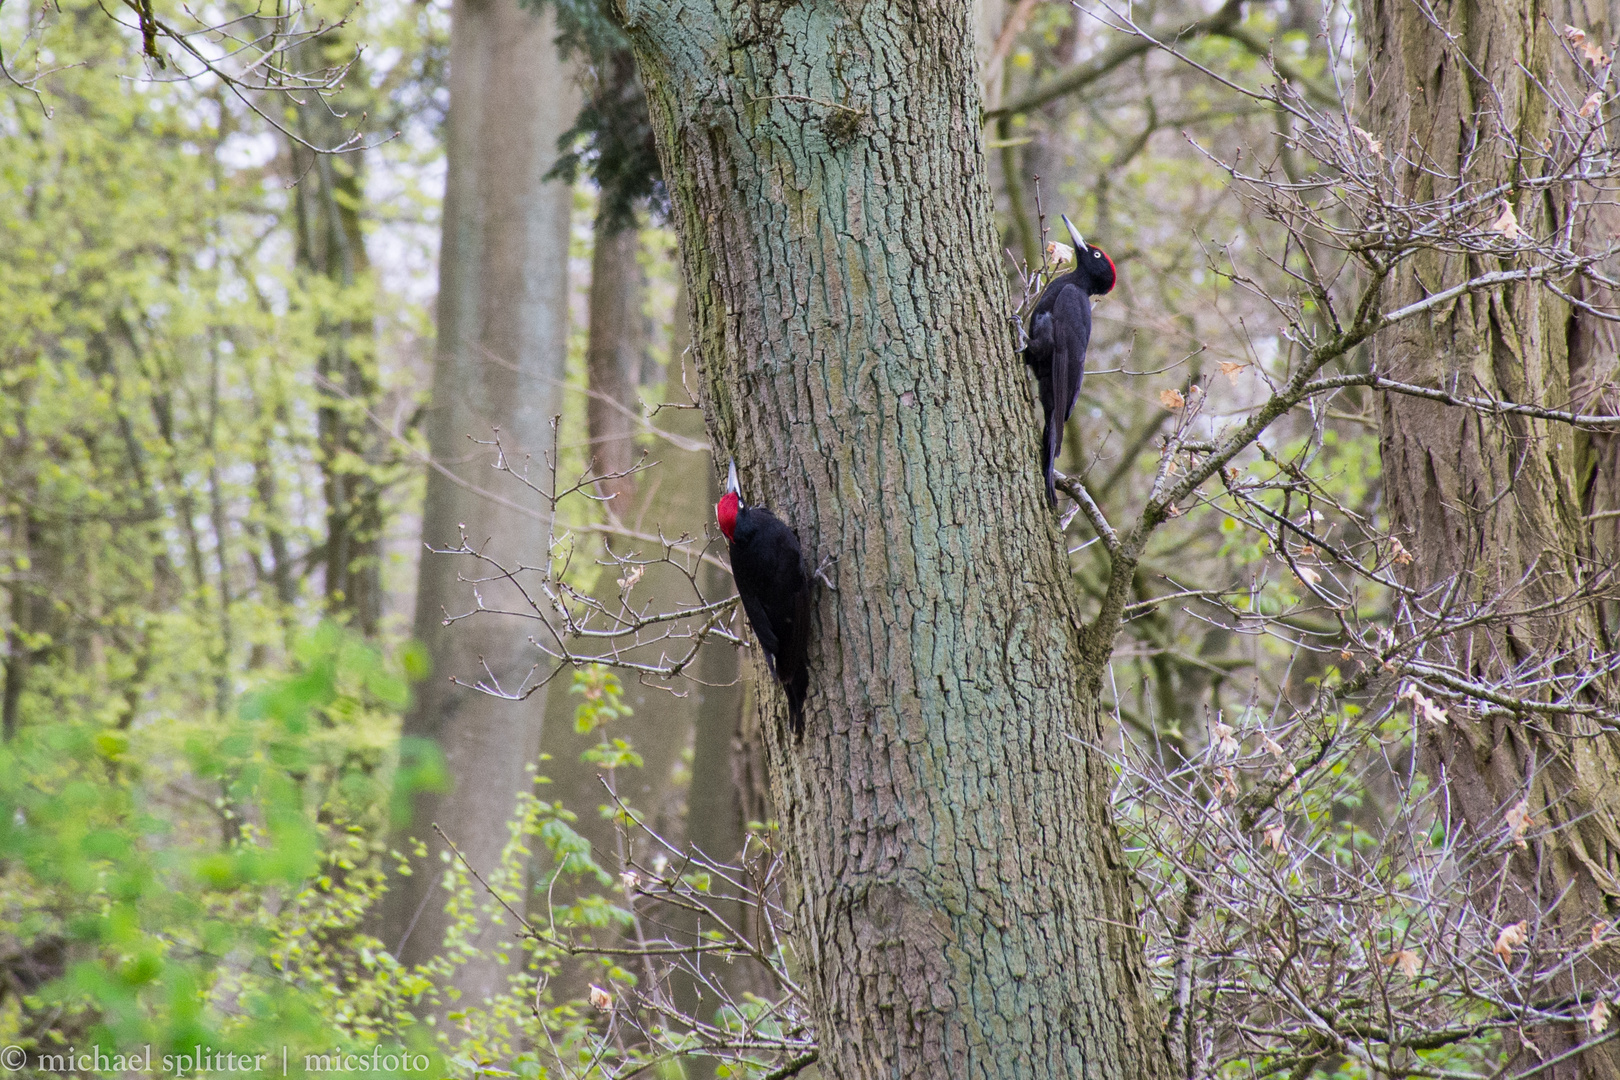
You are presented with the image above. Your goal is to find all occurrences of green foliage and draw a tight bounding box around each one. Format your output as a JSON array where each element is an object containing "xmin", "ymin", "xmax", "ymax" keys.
[
  {"xmin": 570, "ymin": 665, "xmax": 632, "ymax": 737},
  {"xmin": 571, "ymin": 667, "xmax": 642, "ymax": 773},
  {"xmin": 0, "ymin": 0, "xmax": 422, "ymax": 735},
  {"xmin": 0, "ymin": 624, "xmax": 681, "ymax": 1077},
  {"xmin": 0, "ymin": 625, "xmax": 442, "ymax": 1074},
  {"xmin": 0, "ymin": 12, "xmax": 648, "ymax": 1073}
]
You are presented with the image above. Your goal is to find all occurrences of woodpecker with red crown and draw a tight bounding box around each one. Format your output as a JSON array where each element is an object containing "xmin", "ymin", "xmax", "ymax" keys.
[
  {"xmin": 1024, "ymin": 214, "xmax": 1117, "ymax": 506},
  {"xmin": 715, "ymin": 461, "xmax": 811, "ymax": 734}
]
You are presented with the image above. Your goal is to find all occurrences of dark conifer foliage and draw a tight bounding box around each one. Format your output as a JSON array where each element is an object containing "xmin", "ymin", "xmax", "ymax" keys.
[{"xmin": 532, "ymin": 0, "xmax": 665, "ymax": 232}]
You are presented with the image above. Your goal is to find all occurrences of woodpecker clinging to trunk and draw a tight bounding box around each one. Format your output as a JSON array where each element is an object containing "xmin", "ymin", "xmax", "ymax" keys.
[
  {"xmin": 715, "ymin": 461, "xmax": 811, "ymax": 734},
  {"xmin": 1024, "ymin": 214, "xmax": 1117, "ymax": 507}
]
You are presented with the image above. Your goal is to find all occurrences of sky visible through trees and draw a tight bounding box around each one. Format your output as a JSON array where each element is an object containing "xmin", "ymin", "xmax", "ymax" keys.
[{"xmin": 1, "ymin": 0, "xmax": 1618, "ymax": 1076}]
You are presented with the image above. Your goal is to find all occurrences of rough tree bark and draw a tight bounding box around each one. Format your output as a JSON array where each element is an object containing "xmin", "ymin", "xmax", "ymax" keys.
[
  {"xmin": 621, "ymin": 2, "xmax": 1169, "ymax": 1076},
  {"xmin": 381, "ymin": 0, "xmax": 578, "ymax": 1006},
  {"xmin": 1367, "ymin": 0, "xmax": 1620, "ymax": 1074}
]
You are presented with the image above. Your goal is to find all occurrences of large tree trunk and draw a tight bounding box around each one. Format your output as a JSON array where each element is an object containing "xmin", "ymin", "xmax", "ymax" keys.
[
  {"xmin": 1367, "ymin": 0, "xmax": 1620, "ymax": 1074},
  {"xmin": 381, "ymin": 0, "xmax": 578, "ymax": 1007},
  {"xmin": 622, "ymin": 3, "xmax": 1169, "ymax": 1076}
]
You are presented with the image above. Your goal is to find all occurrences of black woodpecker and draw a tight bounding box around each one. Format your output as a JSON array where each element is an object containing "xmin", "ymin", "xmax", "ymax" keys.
[
  {"xmin": 1024, "ymin": 214, "xmax": 1117, "ymax": 506},
  {"xmin": 716, "ymin": 461, "xmax": 811, "ymax": 734}
]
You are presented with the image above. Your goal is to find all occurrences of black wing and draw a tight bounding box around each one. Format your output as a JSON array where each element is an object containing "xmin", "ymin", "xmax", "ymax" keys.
[
  {"xmin": 1024, "ymin": 310, "xmax": 1055, "ymax": 378},
  {"xmin": 737, "ymin": 590, "xmax": 782, "ymax": 661},
  {"xmin": 729, "ymin": 508, "xmax": 812, "ymax": 734},
  {"xmin": 1028, "ymin": 281, "xmax": 1091, "ymax": 504},
  {"xmin": 1049, "ymin": 281, "xmax": 1091, "ymax": 431},
  {"xmin": 777, "ymin": 583, "xmax": 811, "ymax": 735},
  {"xmin": 1025, "ymin": 309, "xmax": 1057, "ymax": 504}
]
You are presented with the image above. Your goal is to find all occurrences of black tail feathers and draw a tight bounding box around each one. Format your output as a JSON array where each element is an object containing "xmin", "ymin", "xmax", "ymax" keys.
[
  {"xmin": 785, "ymin": 675, "xmax": 807, "ymax": 738},
  {"xmin": 765, "ymin": 654, "xmax": 808, "ymax": 738},
  {"xmin": 1042, "ymin": 416, "xmax": 1062, "ymax": 506}
]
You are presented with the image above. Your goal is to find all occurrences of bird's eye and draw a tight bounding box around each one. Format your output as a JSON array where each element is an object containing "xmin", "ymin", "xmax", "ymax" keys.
[{"xmin": 1094, "ymin": 251, "xmax": 1103, "ymax": 258}]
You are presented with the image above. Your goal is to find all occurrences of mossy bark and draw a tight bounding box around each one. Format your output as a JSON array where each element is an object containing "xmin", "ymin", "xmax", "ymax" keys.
[{"xmin": 621, "ymin": 2, "xmax": 1169, "ymax": 1076}]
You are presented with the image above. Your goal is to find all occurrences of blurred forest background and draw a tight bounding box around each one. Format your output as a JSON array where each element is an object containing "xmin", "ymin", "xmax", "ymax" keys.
[{"xmin": 2, "ymin": 0, "xmax": 1618, "ymax": 1075}]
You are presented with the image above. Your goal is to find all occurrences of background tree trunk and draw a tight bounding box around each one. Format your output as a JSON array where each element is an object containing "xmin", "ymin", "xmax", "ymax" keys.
[
  {"xmin": 381, "ymin": 0, "xmax": 578, "ymax": 1007},
  {"xmin": 667, "ymin": 279, "xmax": 754, "ymax": 899},
  {"xmin": 1367, "ymin": 1, "xmax": 1620, "ymax": 1074},
  {"xmin": 534, "ymin": 261, "xmax": 704, "ymax": 1004},
  {"xmin": 661, "ymin": 302, "xmax": 762, "ymax": 1060},
  {"xmin": 586, "ymin": 220, "xmax": 647, "ymax": 514},
  {"xmin": 286, "ymin": 34, "xmax": 384, "ymax": 635},
  {"xmin": 622, "ymin": 1, "xmax": 1169, "ymax": 1075}
]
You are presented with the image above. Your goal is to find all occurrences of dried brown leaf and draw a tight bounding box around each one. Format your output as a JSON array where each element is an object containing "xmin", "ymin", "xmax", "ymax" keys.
[
  {"xmin": 1581, "ymin": 91, "xmax": 1604, "ymax": 118},
  {"xmin": 1494, "ymin": 920, "xmax": 1530, "ymax": 961},
  {"xmin": 1400, "ymin": 685, "xmax": 1449, "ymax": 726},
  {"xmin": 1384, "ymin": 948, "xmax": 1422, "ymax": 978},
  {"xmin": 589, "ymin": 984, "xmax": 614, "ymax": 1011},
  {"xmin": 1159, "ymin": 388, "xmax": 1186, "ymax": 409},
  {"xmin": 1505, "ymin": 798, "xmax": 1533, "ymax": 848},
  {"xmin": 1488, "ymin": 200, "xmax": 1522, "ymax": 240}
]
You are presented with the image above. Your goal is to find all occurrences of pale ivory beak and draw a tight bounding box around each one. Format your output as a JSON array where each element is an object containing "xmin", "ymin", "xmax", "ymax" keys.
[{"xmin": 1061, "ymin": 213, "xmax": 1086, "ymax": 253}]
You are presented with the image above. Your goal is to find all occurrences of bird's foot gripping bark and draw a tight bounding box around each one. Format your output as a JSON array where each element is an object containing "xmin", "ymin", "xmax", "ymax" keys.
[
  {"xmin": 1050, "ymin": 467, "xmax": 1081, "ymax": 529},
  {"xmin": 812, "ymin": 553, "xmax": 839, "ymax": 591}
]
